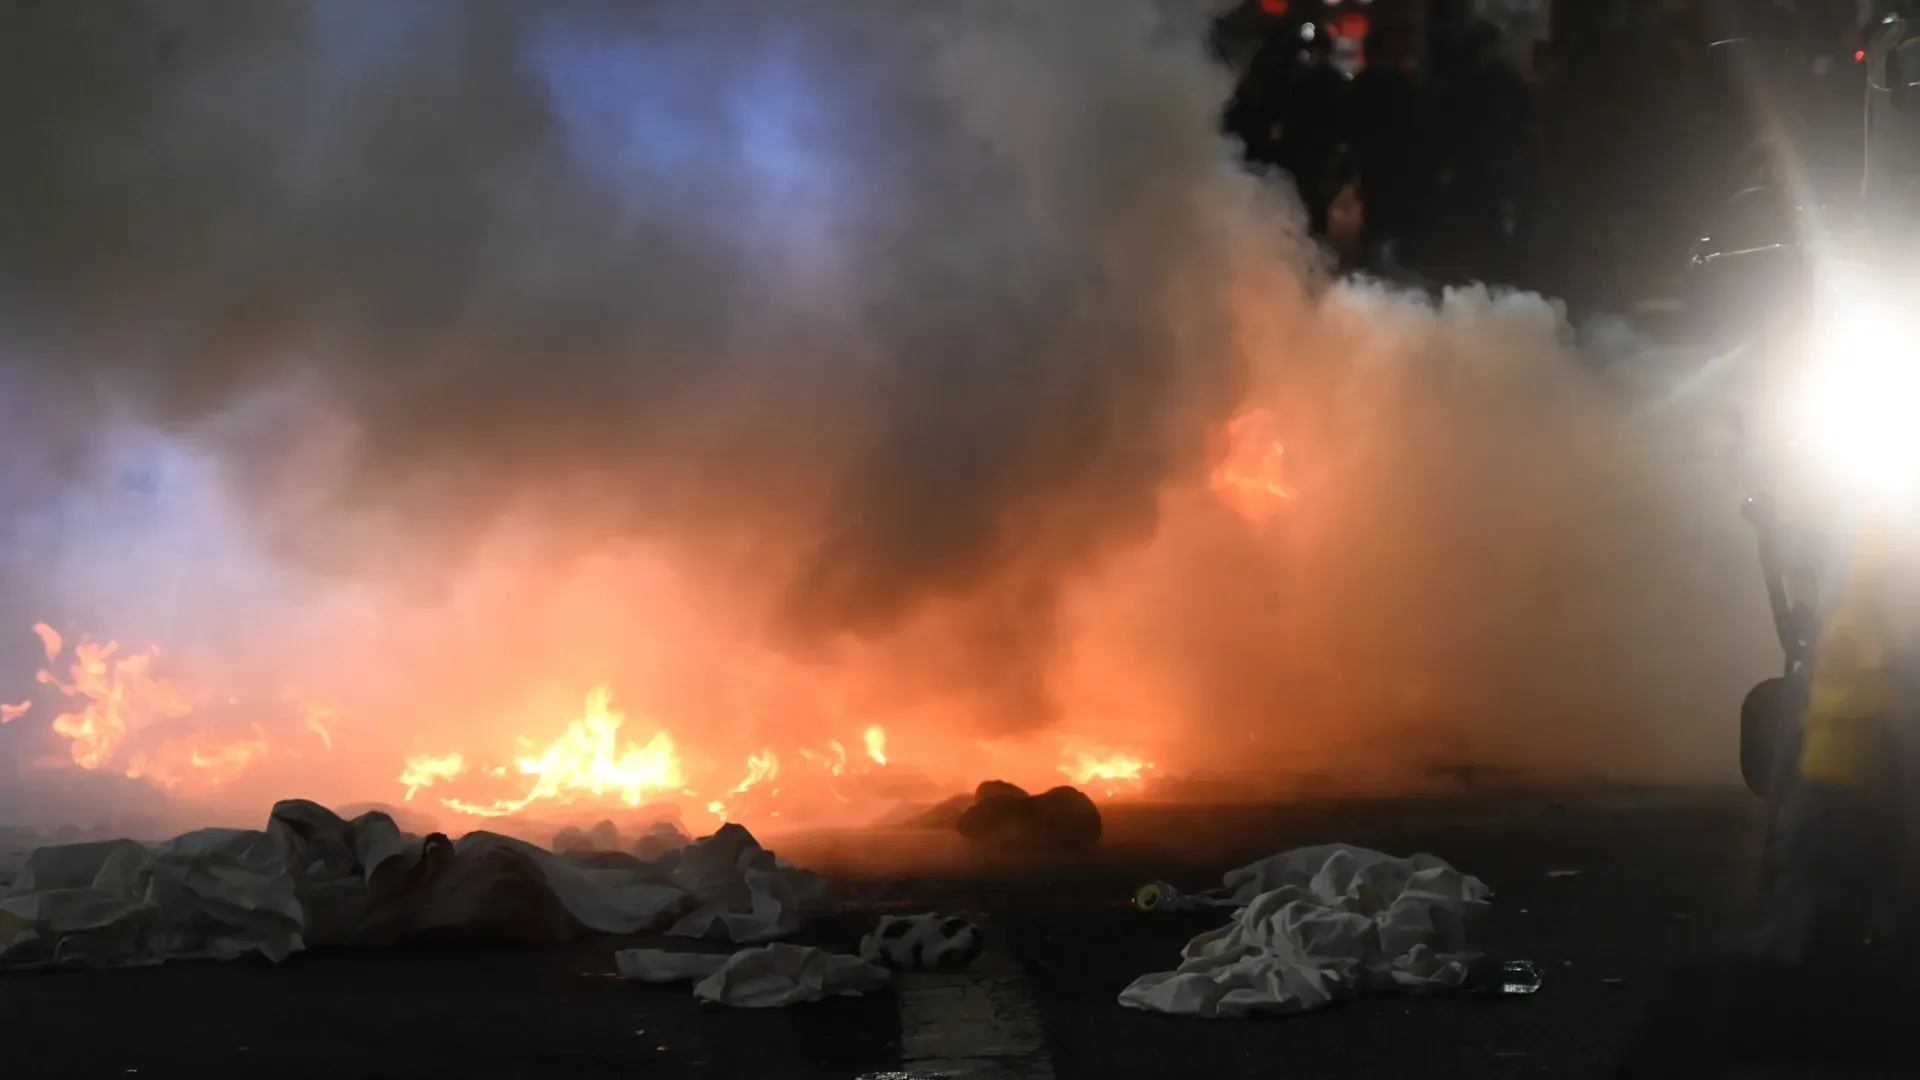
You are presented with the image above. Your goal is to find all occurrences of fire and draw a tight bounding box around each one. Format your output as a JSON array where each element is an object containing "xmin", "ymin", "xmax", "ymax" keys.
[
  {"xmin": 435, "ymin": 685, "xmax": 686, "ymax": 818},
  {"xmin": 399, "ymin": 751, "xmax": 466, "ymax": 801},
  {"xmin": 8, "ymin": 623, "xmax": 307, "ymax": 793},
  {"xmin": 796, "ymin": 741, "xmax": 844, "ymax": 776},
  {"xmin": 864, "ymin": 724, "xmax": 887, "ymax": 765},
  {"xmin": 1210, "ymin": 408, "xmax": 1296, "ymax": 525},
  {"xmin": 704, "ymin": 748, "xmax": 780, "ymax": 822},
  {"xmin": 33, "ymin": 622, "xmax": 192, "ymax": 769},
  {"xmin": 1064, "ymin": 748, "xmax": 1153, "ymax": 797},
  {"xmin": 126, "ymin": 730, "xmax": 272, "ymax": 790},
  {"xmin": 283, "ymin": 689, "xmax": 339, "ymax": 752},
  {"xmin": 729, "ymin": 749, "xmax": 780, "ymax": 794},
  {"xmin": 305, "ymin": 713, "xmax": 335, "ymax": 752}
]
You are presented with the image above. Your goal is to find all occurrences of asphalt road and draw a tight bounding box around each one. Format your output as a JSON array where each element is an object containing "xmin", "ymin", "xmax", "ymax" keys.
[{"xmin": 10, "ymin": 786, "xmax": 1918, "ymax": 1079}]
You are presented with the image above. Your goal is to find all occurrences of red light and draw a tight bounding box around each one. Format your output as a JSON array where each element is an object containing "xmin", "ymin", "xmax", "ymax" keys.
[
  {"xmin": 1856, "ymin": 49, "xmax": 1867, "ymax": 62},
  {"xmin": 1260, "ymin": 0, "xmax": 1288, "ymax": 14}
]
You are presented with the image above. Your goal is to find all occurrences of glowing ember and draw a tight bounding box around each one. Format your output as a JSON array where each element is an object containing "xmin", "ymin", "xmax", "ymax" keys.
[
  {"xmin": 0, "ymin": 701, "xmax": 26, "ymax": 723},
  {"xmin": 33, "ymin": 622, "xmax": 192, "ymax": 770},
  {"xmin": 436, "ymin": 685, "xmax": 686, "ymax": 818},
  {"xmin": 399, "ymin": 751, "xmax": 466, "ymax": 801},
  {"xmin": 1210, "ymin": 408, "xmax": 1296, "ymax": 525},
  {"xmin": 864, "ymin": 724, "xmax": 887, "ymax": 765}
]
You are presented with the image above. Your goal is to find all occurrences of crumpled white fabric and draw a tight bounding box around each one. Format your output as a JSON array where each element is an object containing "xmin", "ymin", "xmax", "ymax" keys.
[
  {"xmin": 1118, "ymin": 844, "xmax": 1491, "ymax": 1018},
  {"xmin": 0, "ymin": 800, "xmax": 831, "ymax": 971},
  {"xmin": 615, "ymin": 943, "xmax": 891, "ymax": 1007}
]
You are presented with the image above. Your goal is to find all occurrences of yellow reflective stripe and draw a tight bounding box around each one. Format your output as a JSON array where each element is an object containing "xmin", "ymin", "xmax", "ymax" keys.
[
  {"xmin": 1800, "ymin": 539, "xmax": 1901, "ymax": 785},
  {"xmin": 1798, "ymin": 714, "xmax": 1891, "ymax": 785}
]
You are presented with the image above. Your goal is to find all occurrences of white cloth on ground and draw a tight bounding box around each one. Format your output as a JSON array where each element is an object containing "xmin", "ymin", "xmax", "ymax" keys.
[
  {"xmin": 616, "ymin": 943, "xmax": 892, "ymax": 1007},
  {"xmin": 1118, "ymin": 844, "xmax": 1491, "ymax": 1018},
  {"xmin": 0, "ymin": 800, "xmax": 831, "ymax": 971}
]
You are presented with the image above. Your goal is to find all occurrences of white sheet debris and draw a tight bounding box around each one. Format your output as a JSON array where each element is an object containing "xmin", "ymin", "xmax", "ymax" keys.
[
  {"xmin": 616, "ymin": 943, "xmax": 891, "ymax": 1007},
  {"xmin": 1118, "ymin": 844, "xmax": 1491, "ymax": 1018},
  {"xmin": 0, "ymin": 800, "xmax": 831, "ymax": 971}
]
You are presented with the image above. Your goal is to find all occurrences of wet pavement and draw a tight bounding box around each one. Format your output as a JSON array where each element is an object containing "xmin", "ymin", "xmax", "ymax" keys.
[{"xmin": 14, "ymin": 786, "xmax": 1905, "ymax": 1079}]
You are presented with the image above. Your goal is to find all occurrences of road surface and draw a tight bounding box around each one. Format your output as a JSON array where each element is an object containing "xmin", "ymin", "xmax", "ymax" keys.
[{"xmin": 10, "ymin": 786, "xmax": 1916, "ymax": 1079}]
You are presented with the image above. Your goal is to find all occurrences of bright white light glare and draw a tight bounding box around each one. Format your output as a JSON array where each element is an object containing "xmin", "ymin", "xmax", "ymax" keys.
[{"xmin": 1801, "ymin": 295, "xmax": 1920, "ymax": 493}]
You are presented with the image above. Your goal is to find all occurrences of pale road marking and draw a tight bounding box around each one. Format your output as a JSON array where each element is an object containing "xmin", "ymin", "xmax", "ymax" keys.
[{"xmin": 895, "ymin": 921, "xmax": 1056, "ymax": 1080}]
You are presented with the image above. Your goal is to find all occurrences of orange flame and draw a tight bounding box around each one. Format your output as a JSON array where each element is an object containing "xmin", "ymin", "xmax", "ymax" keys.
[
  {"xmin": 436, "ymin": 685, "xmax": 685, "ymax": 818},
  {"xmin": 796, "ymin": 741, "xmax": 845, "ymax": 776},
  {"xmin": 864, "ymin": 724, "xmax": 887, "ymax": 765},
  {"xmin": 33, "ymin": 622, "xmax": 192, "ymax": 770},
  {"xmin": 305, "ymin": 713, "xmax": 335, "ymax": 752},
  {"xmin": 126, "ymin": 730, "xmax": 272, "ymax": 790},
  {"xmin": 731, "ymin": 749, "xmax": 780, "ymax": 794},
  {"xmin": 282, "ymin": 689, "xmax": 340, "ymax": 752},
  {"xmin": 0, "ymin": 701, "xmax": 26, "ymax": 724},
  {"xmin": 706, "ymin": 748, "xmax": 781, "ymax": 822},
  {"xmin": 1210, "ymin": 408, "xmax": 1296, "ymax": 525},
  {"xmin": 1063, "ymin": 748, "xmax": 1152, "ymax": 797},
  {"xmin": 399, "ymin": 751, "xmax": 466, "ymax": 801}
]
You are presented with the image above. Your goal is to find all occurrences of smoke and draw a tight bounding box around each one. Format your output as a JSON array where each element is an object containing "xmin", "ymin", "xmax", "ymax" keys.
[
  {"xmin": 0, "ymin": 0, "xmax": 1777, "ymax": 825},
  {"xmin": 0, "ymin": 0, "xmax": 1273, "ymax": 733}
]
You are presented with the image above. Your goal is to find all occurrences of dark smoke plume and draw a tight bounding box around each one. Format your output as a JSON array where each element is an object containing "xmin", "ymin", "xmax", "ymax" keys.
[{"xmin": 0, "ymin": 0, "xmax": 1264, "ymax": 730}]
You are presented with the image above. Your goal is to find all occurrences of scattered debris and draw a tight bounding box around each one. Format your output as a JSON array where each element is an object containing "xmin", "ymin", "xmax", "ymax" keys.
[
  {"xmin": 0, "ymin": 800, "xmax": 828, "ymax": 970},
  {"xmin": 894, "ymin": 780, "xmax": 1103, "ymax": 852},
  {"xmin": 1470, "ymin": 959, "xmax": 1544, "ymax": 996},
  {"xmin": 955, "ymin": 782, "xmax": 1102, "ymax": 853},
  {"xmin": 615, "ymin": 942, "xmax": 890, "ymax": 1007},
  {"xmin": 550, "ymin": 818, "xmax": 690, "ymax": 860},
  {"xmin": 860, "ymin": 913, "xmax": 986, "ymax": 972},
  {"xmin": 552, "ymin": 820, "xmax": 622, "ymax": 854},
  {"xmin": 1132, "ymin": 880, "xmax": 1233, "ymax": 913},
  {"xmin": 1119, "ymin": 845, "xmax": 1492, "ymax": 1017}
]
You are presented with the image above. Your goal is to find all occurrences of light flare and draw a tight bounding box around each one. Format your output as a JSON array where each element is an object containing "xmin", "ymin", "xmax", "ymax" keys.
[{"xmin": 864, "ymin": 724, "xmax": 887, "ymax": 765}]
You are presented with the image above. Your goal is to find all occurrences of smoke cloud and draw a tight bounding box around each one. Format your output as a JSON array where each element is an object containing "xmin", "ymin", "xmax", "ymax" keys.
[
  {"xmin": 0, "ymin": 0, "xmax": 1777, "ymax": 825},
  {"xmin": 0, "ymin": 0, "xmax": 1271, "ymax": 730}
]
